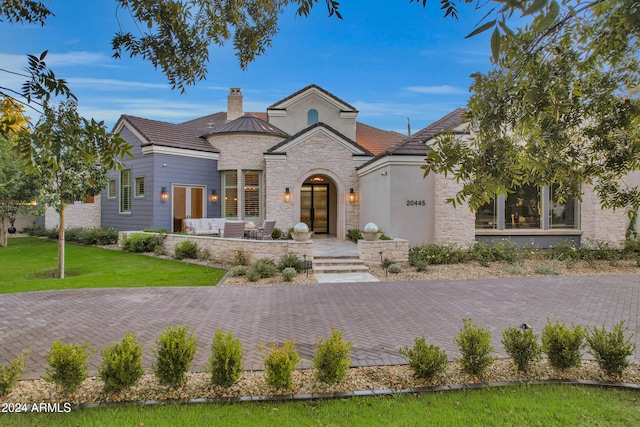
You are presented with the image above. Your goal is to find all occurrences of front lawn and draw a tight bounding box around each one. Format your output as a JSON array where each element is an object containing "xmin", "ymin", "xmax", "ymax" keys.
[
  {"xmin": 0, "ymin": 237, "xmax": 225, "ymax": 294},
  {"xmin": 3, "ymin": 384, "xmax": 639, "ymax": 426}
]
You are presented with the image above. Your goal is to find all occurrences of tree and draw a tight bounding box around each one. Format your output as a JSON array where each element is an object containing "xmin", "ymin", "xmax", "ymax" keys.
[
  {"xmin": 424, "ymin": 0, "xmax": 640, "ymax": 219},
  {"xmin": 0, "ymin": 97, "xmax": 39, "ymax": 247},
  {"xmin": 15, "ymin": 101, "xmax": 130, "ymax": 278}
]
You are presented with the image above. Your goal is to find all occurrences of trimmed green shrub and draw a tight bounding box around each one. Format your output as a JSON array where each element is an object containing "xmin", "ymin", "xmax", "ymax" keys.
[
  {"xmin": 65, "ymin": 226, "xmax": 119, "ymax": 245},
  {"xmin": 44, "ymin": 342, "xmax": 91, "ymax": 393},
  {"xmin": 313, "ymin": 329, "xmax": 352, "ymax": 384},
  {"xmin": 0, "ymin": 352, "xmax": 29, "ymax": 397},
  {"xmin": 234, "ymin": 250, "xmax": 249, "ymax": 266},
  {"xmin": 121, "ymin": 233, "xmax": 166, "ymax": 253},
  {"xmin": 152, "ymin": 325, "xmax": 197, "ymax": 388},
  {"xmin": 387, "ymin": 263, "xmax": 401, "ymax": 274},
  {"xmin": 501, "ymin": 327, "xmax": 542, "ymax": 372},
  {"xmin": 98, "ymin": 332, "xmax": 144, "ymax": 392},
  {"xmin": 454, "ymin": 318, "xmax": 495, "ymax": 376},
  {"xmin": 399, "ymin": 337, "xmax": 448, "ymax": 380},
  {"xmin": 409, "ymin": 242, "xmax": 468, "ymax": 266},
  {"xmin": 381, "ymin": 258, "xmax": 395, "ymax": 269},
  {"xmin": 252, "ymin": 258, "xmax": 278, "ymax": 278},
  {"xmin": 198, "ymin": 247, "xmax": 211, "ymax": 260},
  {"xmin": 580, "ymin": 239, "xmax": 623, "ymax": 265},
  {"xmin": 23, "ymin": 223, "xmax": 47, "ymax": 236},
  {"xmin": 278, "ymin": 253, "xmax": 304, "ymax": 272},
  {"xmin": 282, "ymin": 267, "xmax": 297, "ymax": 282},
  {"xmin": 548, "ymin": 239, "xmax": 580, "ymax": 261},
  {"xmin": 586, "ymin": 321, "xmax": 636, "ymax": 377},
  {"xmin": 541, "ymin": 320, "xmax": 584, "ymax": 369},
  {"xmin": 230, "ymin": 266, "xmax": 248, "ymax": 277},
  {"xmin": 271, "ymin": 227, "xmax": 283, "ymax": 240},
  {"xmin": 246, "ymin": 268, "xmax": 261, "ymax": 282},
  {"xmin": 413, "ymin": 259, "xmax": 429, "ymax": 272},
  {"xmin": 263, "ymin": 340, "xmax": 300, "ymax": 389},
  {"xmin": 346, "ymin": 228, "xmax": 362, "ymax": 242},
  {"xmin": 470, "ymin": 239, "xmax": 523, "ymax": 267},
  {"xmin": 206, "ymin": 330, "xmax": 244, "ymax": 387},
  {"xmin": 174, "ymin": 240, "xmax": 199, "ymax": 260}
]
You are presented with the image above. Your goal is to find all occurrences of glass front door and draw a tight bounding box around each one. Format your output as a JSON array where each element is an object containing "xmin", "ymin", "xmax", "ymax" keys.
[
  {"xmin": 173, "ymin": 186, "xmax": 204, "ymax": 232},
  {"xmin": 300, "ymin": 184, "xmax": 329, "ymax": 233}
]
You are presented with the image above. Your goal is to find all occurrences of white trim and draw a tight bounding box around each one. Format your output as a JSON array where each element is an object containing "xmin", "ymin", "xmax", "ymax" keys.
[
  {"xmin": 116, "ymin": 120, "xmax": 150, "ymax": 145},
  {"xmin": 352, "ymin": 155, "xmax": 373, "ymax": 162},
  {"xmin": 270, "ymin": 87, "xmax": 357, "ymax": 113},
  {"xmin": 264, "ymin": 153, "xmax": 287, "ymax": 161},
  {"xmin": 270, "ymin": 127, "xmax": 368, "ymax": 155},
  {"xmin": 266, "ymin": 109, "xmax": 287, "ymax": 117},
  {"xmin": 357, "ymin": 155, "xmax": 426, "ymax": 176},
  {"xmin": 141, "ymin": 145, "xmax": 219, "ymax": 159},
  {"xmin": 340, "ymin": 111, "xmax": 358, "ymax": 119},
  {"xmin": 476, "ymin": 229, "xmax": 582, "ymax": 236}
]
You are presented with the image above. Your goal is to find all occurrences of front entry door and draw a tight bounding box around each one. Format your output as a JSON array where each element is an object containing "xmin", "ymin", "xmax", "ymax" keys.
[
  {"xmin": 173, "ymin": 186, "xmax": 204, "ymax": 232},
  {"xmin": 300, "ymin": 184, "xmax": 329, "ymax": 233}
]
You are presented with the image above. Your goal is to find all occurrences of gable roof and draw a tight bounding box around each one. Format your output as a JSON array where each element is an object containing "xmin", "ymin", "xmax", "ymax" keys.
[
  {"xmin": 266, "ymin": 122, "xmax": 374, "ymax": 156},
  {"xmin": 268, "ymin": 84, "xmax": 358, "ymax": 112},
  {"xmin": 118, "ymin": 115, "xmax": 221, "ymax": 153},
  {"xmin": 201, "ymin": 113, "xmax": 288, "ymax": 137},
  {"xmin": 357, "ymin": 108, "xmax": 467, "ymax": 169}
]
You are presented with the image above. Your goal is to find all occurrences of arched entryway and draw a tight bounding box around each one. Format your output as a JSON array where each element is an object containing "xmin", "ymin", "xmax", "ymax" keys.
[{"xmin": 300, "ymin": 174, "xmax": 337, "ymax": 235}]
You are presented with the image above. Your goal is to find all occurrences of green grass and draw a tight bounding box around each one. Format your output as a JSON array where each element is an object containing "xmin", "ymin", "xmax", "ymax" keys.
[
  {"xmin": 0, "ymin": 237, "xmax": 225, "ymax": 294},
  {"xmin": 2, "ymin": 385, "xmax": 639, "ymax": 426}
]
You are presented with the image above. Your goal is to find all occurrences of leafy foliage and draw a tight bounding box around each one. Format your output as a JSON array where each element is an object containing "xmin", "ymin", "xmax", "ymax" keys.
[
  {"xmin": 454, "ymin": 318, "xmax": 495, "ymax": 376},
  {"xmin": 278, "ymin": 253, "xmax": 304, "ymax": 272},
  {"xmin": 44, "ymin": 342, "xmax": 91, "ymax": 393},
  {"xmin": 282, "ymin": 267, "xmax": 297, "ymax": 282},
  {"xmin": 313, "ymin": 329, "xmax": 352, "ymax": 384},
  {"xmin": 174, "ymin": 240, "xmax": 199, "ymax": 260},
  {"xmin": 409, "ymin": 242, "xmax": 468, "ymax": 266},
  {"xmin": 98, "ymin": 332, "xmax": 145, "ymax": 392},
  {"xmin": 346, "ymin": 228, "xmax": 362, "ymax": 242},
  {"xmin": 121, "ymin": 233, "xmax": 166, "ymax": 253},
  {"xmin": 399, "ymin": 336, "xmax": 448, "ymax": 380},
  {"xmin": 206, "ymin": 330, "xmax": 244, "ymax": 388},
  {"xmin": 586, "ymin": 321, "xmax": 636, "ymax": 377},
  {"xmin": 541, "ymin": 320, "xmax": 584, "ymax": 369},
  {"xmin": 250, "ymin": 258, "xmax": 278, "ymax": 278},
  {"xmin": 152, "ymin": 325, "xmax": 198, "ymax": 388},
  {"xmin": 263, "ymin": 340, "xmax": 301, "ymax": 389},
  {"xmin": 502, "ymin": 327, "xmax": 542, "ymax": 372},
  {"xmin": 0, "ymin": 352, "xmax": 29, "ymax": 397}
]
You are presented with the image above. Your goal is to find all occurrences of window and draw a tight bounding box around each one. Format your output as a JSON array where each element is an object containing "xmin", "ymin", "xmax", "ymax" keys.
[
  {"xmin": 243, "ymin": 171, "xmax": 261, "ymax": 219},
  {"xmin": 120, "ymin": 169, "xmax": 131, "ymax": 213},
  {"xmin": 505, "ymin": 184, "xmax": 540, "ymax": 229},
  {"xmin": 475, "ymin": 184, "xmax": 579, "ymax": 230},
  {"xmin": 549, "ymin": 184, "xmax": 579, "ymax": 229},
  {"xmin": 222, "ymin": 171, "xmax": 238, "ymax": 219},
  {"xmin": 135, "ymin": 177, "xmax": 145, "ymax": 197},
  {"xmin": 307, "ymin": 109, "xmax": 318, "ymax": 125},
  {"xmin": 108, "ymin": 180, "xmax": 116, "ymax": 198}
]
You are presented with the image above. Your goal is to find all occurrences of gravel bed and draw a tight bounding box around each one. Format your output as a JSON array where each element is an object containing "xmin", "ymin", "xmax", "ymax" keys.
[{"xmin": 3, "ymin": 360, "xmax": 639, "ymax": 406}]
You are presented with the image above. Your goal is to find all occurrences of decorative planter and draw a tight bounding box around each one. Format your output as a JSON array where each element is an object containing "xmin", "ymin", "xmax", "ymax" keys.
[
  {"xmin": 362, "ymin": 223, "xmax": 379, "ymax": 241},
  {"xmin": 8, "ymin": 227, "xmax": 16, "ymax": 234},
  {"xmin": 292, "ymin": 222, "xmax": 311, "ymax": 241}
]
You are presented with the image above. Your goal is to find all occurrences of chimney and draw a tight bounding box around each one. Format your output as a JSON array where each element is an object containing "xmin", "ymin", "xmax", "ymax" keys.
[{"xmin": 227, "ymin": 88, "xmax": 243, "ymax": 122}]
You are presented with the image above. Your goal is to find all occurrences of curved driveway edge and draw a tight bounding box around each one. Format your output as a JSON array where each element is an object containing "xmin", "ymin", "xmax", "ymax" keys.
[{"xmin": 1, "ymin": 274, "xmax": 639, "ymax": 380}]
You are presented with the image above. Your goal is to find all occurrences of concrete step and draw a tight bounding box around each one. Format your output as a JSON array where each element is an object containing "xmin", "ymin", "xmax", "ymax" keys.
[
  {"xmin": 312, "ymin": 258, "xmax": 364, "ymax": 266},
  {"xmin": 313, "ymin": 264, "xmax": 370, "ymax": 274}
]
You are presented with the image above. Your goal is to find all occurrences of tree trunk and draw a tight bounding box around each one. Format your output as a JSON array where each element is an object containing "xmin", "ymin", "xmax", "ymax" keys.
[
  {"xmin": 0, "ymin": 216, "xmax": 7, "ymax": 248},
  {"xmin": 58, "ymin": 208, "xmax": 65, "ymax": 279}
]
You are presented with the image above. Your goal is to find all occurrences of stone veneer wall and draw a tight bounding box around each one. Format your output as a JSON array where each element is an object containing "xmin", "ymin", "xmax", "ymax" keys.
[
  {"xmin": 580, "ymin": 183, "xmax": 626, "ymax": 245},
  {"xmin": 433, "ymin": 174, "xmax": 476, "ymax": 247},
  {"xmin": 265, "ymin": 132, "xmax": 364, "ymax": 237},
  {"xmin": 357, "ymin": 239, "xmax": 409, "ymax": 264},
  {"xmin": 44, "ymin": 202, "xmax": 101, "ymax": 230},
  {"xmin": 118, "ymin": 232, "xmax": 313, "ymax": 265}
]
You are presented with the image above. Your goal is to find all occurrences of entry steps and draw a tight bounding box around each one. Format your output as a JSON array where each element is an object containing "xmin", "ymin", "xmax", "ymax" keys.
[{"xmin": 312, "ymin": 255, "xmax": 369, "ymax": 274}]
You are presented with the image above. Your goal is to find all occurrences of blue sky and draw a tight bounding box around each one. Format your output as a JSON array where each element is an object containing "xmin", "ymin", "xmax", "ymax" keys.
[{"xmin": 0, "ymin": 1, "xmax": 494, "ymax": 134}]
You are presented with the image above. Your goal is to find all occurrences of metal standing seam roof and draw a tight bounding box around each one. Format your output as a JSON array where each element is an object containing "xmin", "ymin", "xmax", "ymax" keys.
[
  {"xmin": 200, "ymin": 113, "xmax": 289, "ymax": 138},
  {"xmin": 357, "ymin": 108, "xmax": 468, "ymax": 169}
]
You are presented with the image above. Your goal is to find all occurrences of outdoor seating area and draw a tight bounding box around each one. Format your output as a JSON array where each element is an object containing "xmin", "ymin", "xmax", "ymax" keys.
[{"xmin": 184, "ymin": 218, "xmax": 277, "ymax": 240}]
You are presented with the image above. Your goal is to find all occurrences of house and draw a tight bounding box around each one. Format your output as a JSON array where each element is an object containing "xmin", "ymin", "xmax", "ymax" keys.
[{"xmin": 51, "ymin": 84, "xmax": 628, "ymax": 248}]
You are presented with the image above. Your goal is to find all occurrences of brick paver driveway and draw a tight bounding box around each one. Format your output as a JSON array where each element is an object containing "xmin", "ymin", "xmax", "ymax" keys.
[{"xmin": 1, "ymin": 274, "xmax": 639, "ymax": 379}]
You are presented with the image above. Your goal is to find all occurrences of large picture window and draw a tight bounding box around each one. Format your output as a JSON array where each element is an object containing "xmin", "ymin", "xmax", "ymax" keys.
[
  {"xmin": 222, "ymin": 171, "xmax": 238, "ymax": 219},
  {"xmin": 120, "ymin": 169, "xmax": 131, "ymax": 213},
  {"xmin": 243, "ymin": 171, "xmax": 261, "ymax": 219},
  {"xmin": 475, "ymin": 184, "xmax": 579, "ymax": 230}
]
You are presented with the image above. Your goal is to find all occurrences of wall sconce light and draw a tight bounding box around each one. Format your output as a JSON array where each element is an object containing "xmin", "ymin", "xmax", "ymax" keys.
[
  {"xmin": 349, "ymin": 188, "xmax": 355, "ymax": 203},
  {"xmin": 160, "ymin": 187, "xmax": 169, "ymax": 202},
  {"xmin": 284, "ymin": 187, "xmax": 291, "ymax": 203},
  {"xmin": 210, "ymin": 189, "xmax": 218, "ymax": 203}
]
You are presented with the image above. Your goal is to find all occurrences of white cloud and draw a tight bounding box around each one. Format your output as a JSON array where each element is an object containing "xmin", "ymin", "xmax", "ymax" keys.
[
  {"xmin": 406, "ymin": 85, "xmax": 467, "ymax": 95},
  {"xmin": 68, "ymin": 78, "xmax": 168, "ymax": 91},
  {"xmin": 43, "ymin": 51, "xmax": 112, "ymax": 67}
]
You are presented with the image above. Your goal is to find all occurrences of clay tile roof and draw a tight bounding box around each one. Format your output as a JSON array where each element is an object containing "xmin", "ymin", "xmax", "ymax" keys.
[
  {"xmin": 120, "ymin": 115, "xmax": 221, "ymax": 153},
  {"xmin": 266, "ymin": 122, "xmax": 373, "ymax": 156},
  {"xmin": 357, "ymin": 108, "xmax": 467, "ymax": 169},
  {"xmin": 355, "ymin": 122, "xmax": 404, "ymax": 155},
  {"xmin": 201, "ymin": 113, "xmax": 288, "ymax": 137}
]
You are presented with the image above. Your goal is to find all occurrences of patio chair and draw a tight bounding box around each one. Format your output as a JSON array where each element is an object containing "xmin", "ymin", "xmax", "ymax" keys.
[
  {"xmin": 258, "ymin": 220, "xmax": 276, "ymax": 240},
  {"xmin": 221, "ymin": 221, "xmax": 245, "ymax": 238}
]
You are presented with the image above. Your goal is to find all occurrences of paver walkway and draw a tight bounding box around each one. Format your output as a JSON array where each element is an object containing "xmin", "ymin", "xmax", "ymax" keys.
[{"xmin": 1, "ymin": 274, "xmax": 639, "ymax": 380}]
